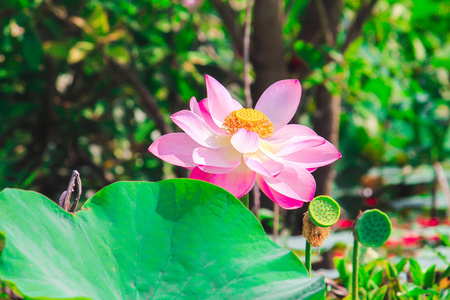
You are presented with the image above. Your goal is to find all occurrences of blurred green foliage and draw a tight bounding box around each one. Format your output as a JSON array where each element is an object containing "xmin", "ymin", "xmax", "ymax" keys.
[
  {"xmin": 0, "ymin": 0, "xmax": 244, "ymax": 201},
  {"xmin": 334, "ymin": 0, "xmax": 450, "ymax": 217},
  {"xmin": 0, "ymin": 0, "xmax": 449, "ymax": 214}
]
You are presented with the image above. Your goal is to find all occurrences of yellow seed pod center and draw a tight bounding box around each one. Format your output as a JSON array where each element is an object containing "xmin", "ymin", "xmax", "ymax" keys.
[
  {"xmin": 235, "ymin": 108, "xmax": 264, "ymax": 123},
  {"xmin": 222, "ymin": 108, "xmax": 274, "ymax": 138}
]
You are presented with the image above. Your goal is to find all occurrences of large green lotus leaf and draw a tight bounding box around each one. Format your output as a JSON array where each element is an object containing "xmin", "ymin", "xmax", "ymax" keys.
[{"xmin": 0, "ymin": 179, "xmax": 324, "ymax": 299}]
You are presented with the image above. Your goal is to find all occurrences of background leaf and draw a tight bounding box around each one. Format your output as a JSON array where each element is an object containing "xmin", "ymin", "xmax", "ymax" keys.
[
  {"xmin": 423, "ymin": 264, "xmax": 436, "ymax": 289},
  {"xmin": 409, "ymin": 258, "xmax": 424, "ymax": 286}
]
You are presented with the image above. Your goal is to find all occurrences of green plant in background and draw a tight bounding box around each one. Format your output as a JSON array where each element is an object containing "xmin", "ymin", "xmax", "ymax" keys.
[
  {"xmin": 398, "ymin": 258, "xmax": 450, "ymax": 300},
  {"xmin": 303, "ymin": 196, "xmax": 341, "ymax": 274},
  {"xmin": 0, "ymin": 179, "xmax": 325, "ymax": 299},
  {"xmin": 332, "ymin": 256, "xmax": 450, "ymax": 300},
  {"xmin": 333, "ymin": 257, "xmax": 395, "ymax": 300}
]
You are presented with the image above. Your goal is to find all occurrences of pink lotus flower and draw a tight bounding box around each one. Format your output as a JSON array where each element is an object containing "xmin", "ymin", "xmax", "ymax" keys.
[{"xmin": 149, "ymin": 75, "xmax": 341, "ymax": 209}]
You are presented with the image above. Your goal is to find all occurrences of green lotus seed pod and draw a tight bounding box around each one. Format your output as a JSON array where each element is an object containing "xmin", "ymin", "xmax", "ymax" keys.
[
  {"xmin": 355, "ymin": 209, "xmax": 392, "ymax": 248},
  {"xmin": 308, "ymin": 195, "xmax": 341, "ymax": 228}
]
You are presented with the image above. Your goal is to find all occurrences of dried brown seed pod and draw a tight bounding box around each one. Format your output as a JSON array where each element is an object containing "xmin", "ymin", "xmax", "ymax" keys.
[{"xmin": 302, "ymin": 212, "xmax": 330, "ymax": 247}]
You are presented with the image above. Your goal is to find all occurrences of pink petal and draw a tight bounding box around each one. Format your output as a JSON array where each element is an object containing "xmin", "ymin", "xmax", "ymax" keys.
[
  {"xmin": 190, "ymin": 163, "xmax": 255, "ymax": 198},
  {"xmin": 230, "ymin": 128, "xmax": 260, "ymax": 153},
  {"xmin": 255, "ymin": 80, "xmax": 301, "ymax": 132},
  {"xmin": 193, "ymin": 146, "xmax": 241, "ymax": 174},
  {"xmin": 148, "ymin": 133, "xmax": 198, "ymax": 168},
  {"xmin": 205, "ymin": 75, "xmax": 242, "ymax": 127},
  {"xmin": 275, "ymin": 136, "xmax": 325, "ymax": 156},
  {"xmin": 280, "ymin": 140, "xmax": 342, "ymax": 168},
  {"xmin": 198, "ymin": 99, "xmax": 226, "ymax": 134},
  {"xmin": 189, "ymin": 97, "xmax": 202, "ymax": 117},
  {"xmin": 190, "ymin": 97, "xmax": 225, "ymax": 134},
  {"xmin": 244, "ymin": 151, "xmax": 284, "ymax": 177},
  {"xmin": 261, "ymin": 135, "xmax": 325, "ymax": 157},
  {"xmin": 256, "ymin": 165, "xmax": 316, "ymax": 209},
  {"xmin": 266, "ymin": 124, "xmax": 317, "ymax": 143},
  {"xmin": 171, "ymin": 110, "xmax": 229, "ymax": 148},
  {"xmin": 256, "ymin": 176, "xmax": 305, "ymax": 209}
]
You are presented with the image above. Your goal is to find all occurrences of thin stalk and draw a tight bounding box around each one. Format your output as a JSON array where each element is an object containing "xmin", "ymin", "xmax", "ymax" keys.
[
  {"xmin": 273, "ymin": 203, "xmax": 279, "ymax": 242},
  {"xmin": 243, "ymin": 0, "xmax": 254, "ymax": 109},
  {"xmin": 240, "ymin": 193, "xmax": 249, "ymax": 209},
  {"xmin": 352, "ymin": 238, "xmax": 360, "ymax": 300},
  {"xmin": 252, "ymin": 185, "xmax": 261, "ymax": 220},
  {"xmin": 305, "ymin": 240, "xmax": 312, "ymax": 275}
]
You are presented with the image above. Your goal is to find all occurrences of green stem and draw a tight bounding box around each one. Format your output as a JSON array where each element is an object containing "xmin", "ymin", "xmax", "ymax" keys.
[
  {"xmin": 352, "ymin": 238, "xmax": 360, "ymax": 300},
  {"xmin": 240, "ymin": 193, "xmax": 249, "ymax": 209},
  {"xmin": 305, "ymin": 241, "xmax": 312, "ymax": 275}
]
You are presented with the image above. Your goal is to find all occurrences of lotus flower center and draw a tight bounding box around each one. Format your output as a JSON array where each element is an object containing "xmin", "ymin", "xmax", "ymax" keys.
[{"xmin": 222, "ymin": 108, "xmax": 274, "ymax": 138}]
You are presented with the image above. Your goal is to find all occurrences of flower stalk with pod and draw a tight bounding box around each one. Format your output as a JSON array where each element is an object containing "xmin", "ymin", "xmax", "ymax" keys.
[
  {"xmin": 302, "ymin": 195, "xmax": 341, "ymax": 274},
  {"xmin": 352, "ymin": 209, "xmax": 392, "ymax": 300}
]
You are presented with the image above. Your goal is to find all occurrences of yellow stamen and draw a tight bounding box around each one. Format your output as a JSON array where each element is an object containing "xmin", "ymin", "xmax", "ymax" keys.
[{"xmin": 222, "ymin": 108, "xmax": 274, "ymax": 138}]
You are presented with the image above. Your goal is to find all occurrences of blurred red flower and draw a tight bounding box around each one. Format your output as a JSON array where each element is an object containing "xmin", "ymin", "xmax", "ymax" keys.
[{"xmin": 417, "ymin": 217, "xmax": 439, "ymax": 227}]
